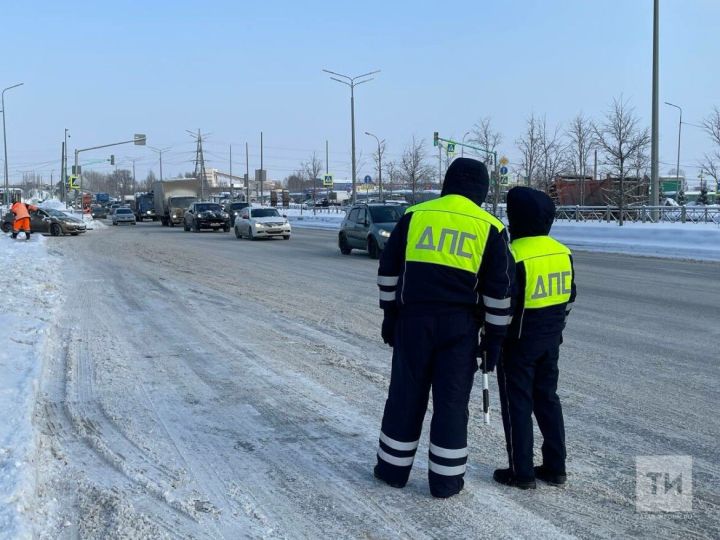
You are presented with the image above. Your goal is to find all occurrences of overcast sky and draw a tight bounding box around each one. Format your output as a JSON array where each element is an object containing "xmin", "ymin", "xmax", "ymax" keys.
[{"xmin": 1, "ymin": 0, "xmax": 718, "ymax": 185}]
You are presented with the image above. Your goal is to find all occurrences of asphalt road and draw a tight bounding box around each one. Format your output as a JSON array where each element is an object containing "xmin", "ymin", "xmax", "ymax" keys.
[{"xmin": 32, "ymin": 222, "xmax": 720, "ymax": 539}]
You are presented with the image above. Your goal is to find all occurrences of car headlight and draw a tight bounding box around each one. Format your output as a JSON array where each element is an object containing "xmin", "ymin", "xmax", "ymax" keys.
[
  {"xmin": 221, "ymin": 212, "xmax": 229, "ymax": 218},
  {"xmin": 255, "ymin": 222, "xmax": 265, "ymax": 229},
  {"xmin": 379, "ymin": 229, "xmax": 391, "ymax": 238},
  {"xmin": 146, "ymin": 210, "xmax": 152, "ymax": 214}
]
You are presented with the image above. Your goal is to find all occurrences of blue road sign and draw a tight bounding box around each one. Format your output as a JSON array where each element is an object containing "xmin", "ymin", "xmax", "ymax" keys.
[
  {"xmin": 364, "ymin": 175, "xmax": 372, "ymax": 184},
  {"xmin": 500, "ymin": 166, "xmax": 509, "ymax": 175}
]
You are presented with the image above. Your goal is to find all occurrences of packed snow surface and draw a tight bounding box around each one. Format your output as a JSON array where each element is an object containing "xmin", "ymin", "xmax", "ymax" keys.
[{"xmin": 0, "ymin": 234, "xmax": 62, "ymax": 539}]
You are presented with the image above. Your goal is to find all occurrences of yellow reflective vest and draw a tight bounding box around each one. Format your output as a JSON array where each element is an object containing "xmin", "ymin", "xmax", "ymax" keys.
[
  {"xmin": 405, "ymin": 194, "xmax": 505, "ymax": 274},
  {"xmin": 511, "ymin": 236, "xmax": 572, "ymax": 309}
]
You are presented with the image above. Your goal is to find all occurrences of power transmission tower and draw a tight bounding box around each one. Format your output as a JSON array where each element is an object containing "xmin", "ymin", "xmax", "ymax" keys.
[{"xmin": 187, "ymin": 129, "xmax": 209, "ymax": 199}]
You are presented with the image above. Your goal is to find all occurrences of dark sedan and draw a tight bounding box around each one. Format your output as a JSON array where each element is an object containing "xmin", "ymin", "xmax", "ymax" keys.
[{"xmin": 183, "ymin": 202, "xmax": 231, "ymax": 232}]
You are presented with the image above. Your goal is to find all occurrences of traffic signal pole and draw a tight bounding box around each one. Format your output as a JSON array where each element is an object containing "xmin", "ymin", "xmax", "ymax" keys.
[{"xmin": 433, "ymin": 133, "xmax": 499, "ymax": 215}]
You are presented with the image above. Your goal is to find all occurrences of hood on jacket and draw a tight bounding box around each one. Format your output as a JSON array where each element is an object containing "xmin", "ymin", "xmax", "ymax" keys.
[
  {"xmin": 440, "ymin": 158, "xmax": 489, "ymax": 206},
  {"xmin": 506, "ymin": 186, "xmax": 556, "ymax": 240}
]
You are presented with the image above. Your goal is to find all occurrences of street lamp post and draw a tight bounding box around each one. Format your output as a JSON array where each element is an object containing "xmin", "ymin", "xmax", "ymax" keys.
[
  {"xmin": 2, "ymin": 82, "xmax": 24, "ymax": 206},
  {"xmin": 365, "ymin": 131, "xmax": 384, "ymax": 202},
  {"xmin": 149, "ymin": 146, "xmax": 170, "ymax": 181},
  {"xmin": 664, "ymin": 102, "xmax": 683, "ymax": 195},
  {"xmin": 323, "ymin": 69, "xmax": 380, "ymax": 204}
]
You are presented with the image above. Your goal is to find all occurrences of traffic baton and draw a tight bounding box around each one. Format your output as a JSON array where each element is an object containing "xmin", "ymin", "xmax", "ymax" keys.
[{"xmin": 482, "ymin": 351, "xmax": 490, "ymax": 425}]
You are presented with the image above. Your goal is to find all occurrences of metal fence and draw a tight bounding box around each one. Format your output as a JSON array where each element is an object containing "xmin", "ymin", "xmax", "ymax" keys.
[
  {"xmin": 285, "ymin": 202, "xmax": 720, "ymax": 224},
  {"xmin": 554, "ymin": 205, "xmax": 720, "ymax": 225}
]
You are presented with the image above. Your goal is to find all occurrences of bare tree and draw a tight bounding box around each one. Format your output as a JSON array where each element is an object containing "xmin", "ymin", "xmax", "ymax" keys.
[
  {"xmin": 700, "ymin": 107, "xmax": 720, "ymax": 195},
  {"xmin": 302, "ymin": 152, "xmax": 323, "ymax": 205},
  {"xmin": 470, "ymin": 117, "xmax": 502, "ymax": 166},
  {"xmin": 384, "ymin": 160, "xmax": 398, "ymax": 196},
  {"xmin": 537, "ymin": 116, "xmax": 567, "ymax": 192},
  {"xmin": 400, "ymin": 137, "xmax": 433, "ymax": 204},
  {"xmin": 372, "ymin": 139, "xmax": 387, "ymax": 196},
  {"xmin": 701, "ymin": 106, "xmax": 720, "ymax": 148},
  {"xmin": 699, "ymin": 154, "xmax": 719, "ymax": 188},
  {"xmin": 566, "ymin": 113, "xmax": 595, "ymax": 204},
  {"xmin": 593, "ymin": 97, "xmax": 650, "ymax": 225},
  {"xmin": 516, "ymin": 113, "xmax": 542, "ymax": 187}
]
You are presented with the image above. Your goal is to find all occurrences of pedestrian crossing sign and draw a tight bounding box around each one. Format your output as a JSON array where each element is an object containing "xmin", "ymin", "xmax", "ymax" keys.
[
  {"xmin": 68, "ymin": 175, "xmax": 80, "ymax": 189},
  {"xmin": 323, "ymin": 174, "xmax": 333, "ymax": 187}
]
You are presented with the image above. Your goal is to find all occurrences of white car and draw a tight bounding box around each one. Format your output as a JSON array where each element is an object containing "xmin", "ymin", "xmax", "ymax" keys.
[
  {"xmin": 112, "ymin": 207, "xmax": 136, "ymax": 225},
  {"xmin": 234, "ymin": 207, "xmax": 291, "ymax": 240}
]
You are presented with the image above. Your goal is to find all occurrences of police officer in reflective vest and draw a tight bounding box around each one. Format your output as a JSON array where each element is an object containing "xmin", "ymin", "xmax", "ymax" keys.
[
  {"xmin": 374, "ymin": 158, "xmax": 515, "ymax": 498},
  {"xmin": 494, "ymin": 186, "xmax": 577, "ymax": 489}
]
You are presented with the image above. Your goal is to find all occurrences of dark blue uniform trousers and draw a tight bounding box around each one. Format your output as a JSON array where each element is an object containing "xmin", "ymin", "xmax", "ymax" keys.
[
  {"xmin": 496, "ymin": 337, "xmax": 566, "ymax": 481},
  {"xmin": 375, "ymin": 309, "xmax": 478, "ymax": 498}
]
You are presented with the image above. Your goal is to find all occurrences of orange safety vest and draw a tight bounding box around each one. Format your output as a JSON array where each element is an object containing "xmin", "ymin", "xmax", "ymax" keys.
[{"xmin": 11, "ymin": 202, "xmax": 37, "ymax": 220}]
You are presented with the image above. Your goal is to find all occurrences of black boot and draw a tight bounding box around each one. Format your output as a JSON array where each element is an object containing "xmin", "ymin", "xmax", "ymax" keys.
[
  {"xmin": 534, "ymin": 465, "xmax": 566, "ymax": 486},
  {"xmin": 493, "ymin": 468, "xmax": 536, "ymax": 490},
  {"xmin": 373, "ymin": 464, "xmax": 406, "ymax": 489}
]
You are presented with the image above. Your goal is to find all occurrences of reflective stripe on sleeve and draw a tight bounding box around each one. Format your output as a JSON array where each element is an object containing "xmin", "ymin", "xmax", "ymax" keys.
[
  {"xmin": 377, "ymin": 275, "xmax": 399, "ymax": 287},
  {"xmin": 380, "ymin": 432, "xmax": 419, "ymax": 452},
  {"xmin": 377, "ymin": 448, "xmax": 414, "ymax": 467},
  {"xmin": 566, "ymin": 301, "xmax": 574, "ymax": 312},
  {"xmin": 485, "ymin": 313, "xmax": 512, "ymax": 326},
  {"xmin": 429, "ymin": 443, "xmax": 468, "ymax": 459},
  {"xmin": 379, "ymin": 290, "xmax": 396, "ymax": 302},
  {"xmin": 482, "ymin": 295, "xmax": 511, "ymax": 309},
  {"xmin": 428, "ymin": 460, "xmax": 466, "ymax": 476}
]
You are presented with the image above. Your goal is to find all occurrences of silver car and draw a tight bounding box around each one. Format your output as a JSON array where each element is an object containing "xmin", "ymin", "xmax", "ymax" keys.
[{"xmin": 112, "ymin": 207, "xmax": 136, "ymax": 225}]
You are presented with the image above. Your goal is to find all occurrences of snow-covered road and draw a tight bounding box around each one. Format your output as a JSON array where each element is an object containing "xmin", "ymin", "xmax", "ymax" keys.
[{"xmin": 27, "ymin": 224, "xmax": 720, "ymax": 538}]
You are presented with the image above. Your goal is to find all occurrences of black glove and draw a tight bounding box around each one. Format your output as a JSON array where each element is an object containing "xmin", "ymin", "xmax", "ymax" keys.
[
  {"xmin": 477, "ymin": 339, "xmax": 502, "ymax": 372},
  {"xmin": 381, "ymin": 310, "xmax": 398, "ymax": 347}
]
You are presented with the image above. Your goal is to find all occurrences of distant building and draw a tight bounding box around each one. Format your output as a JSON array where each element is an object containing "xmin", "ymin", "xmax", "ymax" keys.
[{"xmin": 550, "ymin": 174, "xmax": 649, "ymax": 205}]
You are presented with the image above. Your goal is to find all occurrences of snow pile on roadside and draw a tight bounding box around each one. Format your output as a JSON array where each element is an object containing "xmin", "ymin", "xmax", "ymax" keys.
[
  {"xmin": 552, "ymin": 221, "xmax": 720, "ymax": 261},
  {"xmin": 0, "ymin": 234, "xmax": 63, "ymax": 539},
  {"xmin": 286, "ymin": 208, "xmax": 346, "ymax": 230}
]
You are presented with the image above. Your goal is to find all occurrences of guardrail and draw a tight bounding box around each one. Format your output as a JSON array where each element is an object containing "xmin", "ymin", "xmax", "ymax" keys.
[
  {"xmin": 282, "ymin": 202, "xmax": 720, "ymax": 224},
  {"xmin": 554, "ymin": 205, "xmax": 720, "ymax": 224}
]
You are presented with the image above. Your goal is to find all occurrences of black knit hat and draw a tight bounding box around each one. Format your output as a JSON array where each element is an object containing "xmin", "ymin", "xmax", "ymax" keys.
[{"xmin": 441, "ymin": 157, "xmax": 489, "ymax": 206}]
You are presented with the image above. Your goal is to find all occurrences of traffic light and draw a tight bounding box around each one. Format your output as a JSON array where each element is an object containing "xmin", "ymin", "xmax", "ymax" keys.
[
  {"xmin": 433, "ymin": 132, "xmax": 439, "ymax": 147},
  {"xmin": 110, "ymin": 155, "xmax": 115, "ymax": 165}
]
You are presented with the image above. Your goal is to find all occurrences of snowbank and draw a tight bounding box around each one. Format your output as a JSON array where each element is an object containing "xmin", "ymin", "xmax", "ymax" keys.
[
  {"xmin": 286, "ymin": 208, "xmax": 346, "ymax": 230},
  {"xmin": 551, "ymin": 221, "xmax": 720, "ymax": 262},
  {"xmin": 0, "ymin": 233, "xmax": 63, "ymax": 539}
]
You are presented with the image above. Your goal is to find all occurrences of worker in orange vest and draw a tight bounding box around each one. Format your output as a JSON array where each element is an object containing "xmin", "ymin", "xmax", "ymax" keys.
[{"xmin": 10, "ymin": 198, "xmax": 38, "ymax": 240}]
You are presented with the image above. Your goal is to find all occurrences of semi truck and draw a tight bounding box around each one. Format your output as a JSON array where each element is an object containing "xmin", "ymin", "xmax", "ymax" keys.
[
  {"xmin": 135, "ymin": 192, "xmax": 156, "ymax": 221},
  {"xmin": 152, "ymin": 179, "xmax": 200, "ymax": 227}
]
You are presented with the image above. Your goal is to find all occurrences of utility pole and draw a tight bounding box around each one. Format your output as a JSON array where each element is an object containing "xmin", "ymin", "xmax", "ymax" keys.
[
  {"xmin": 60, "ymin": 141, "xmax": 65, "ymax": 203},
  {"xmin": 260, "ymin": 131, "xmax": 264, "ymax": 205},
  {"xmin": 650, "ymin": 0, "xmax": 660, "ymax": 207},
  {"xmin": 438, "ymin": 144, "xmax": 442, "ymax": 185},
  {"xmin": 245, "ymin": 141, "xmax": 250, "ymax": 203},
  {"xmin": 2, "ymin": 82, "xmax": 24, "ymax": 207},
  {"xmin": 148, "ymin": 146, "xmax": 169, "ymax": 182},
  {"xmin": 323, "ymin": 69, "xmax": 380, "ymax": 204},
  {"xmin": 326, "ymin": 139, "xmax": 330, "ymax": 201},
  {"xmin": 365, "ymin": 131, "xmax": 384, "ymax": 202},
  {"xmin": 229, "ymin": 144, "xmax": 232, "ymax": 194}
]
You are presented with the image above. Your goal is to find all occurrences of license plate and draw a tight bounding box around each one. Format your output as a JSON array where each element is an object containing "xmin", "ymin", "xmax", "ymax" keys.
[{"xmin": 211, "ymin": 222, "xmax": 222, "ymax": 227}]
